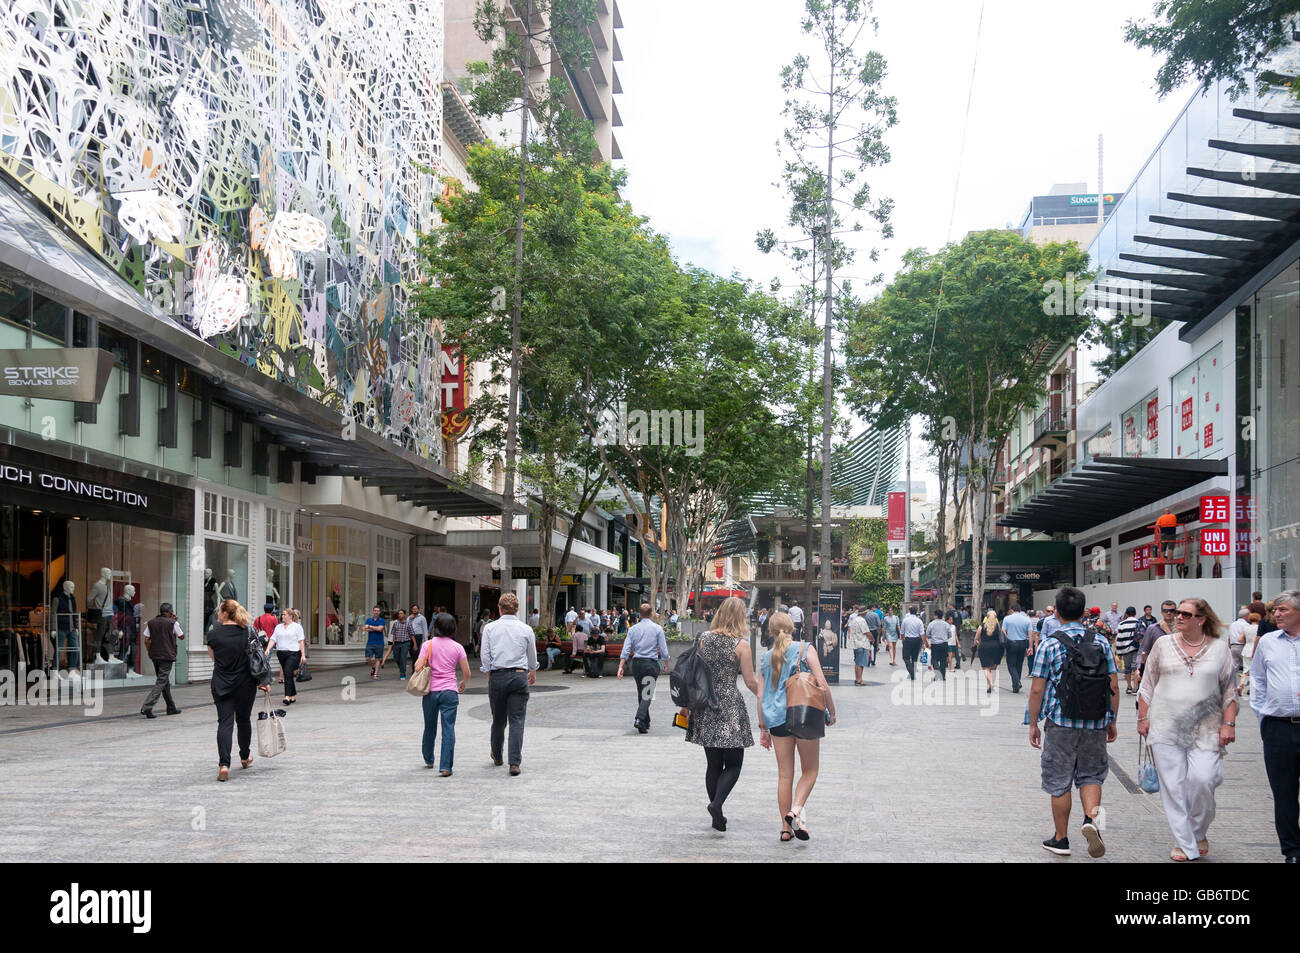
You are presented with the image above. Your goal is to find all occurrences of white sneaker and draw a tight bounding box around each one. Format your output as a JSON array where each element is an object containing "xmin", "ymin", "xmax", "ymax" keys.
[
  {"xmin": 106, "ymin": 655, "xmax": 123, "ymax": 664},
  {"xmin": 126, "ymin": 670, "xmax": 143, "ymax": 678}
]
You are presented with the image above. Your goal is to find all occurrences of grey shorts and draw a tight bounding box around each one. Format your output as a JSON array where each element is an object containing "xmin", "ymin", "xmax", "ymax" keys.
[
  {"xmin": 365, "ymin": 645, "xmax": 384, "ymax": 660},
  {"xmin": 1041, "ymin": 720, "xmax": 1109, "ymax": 796}
]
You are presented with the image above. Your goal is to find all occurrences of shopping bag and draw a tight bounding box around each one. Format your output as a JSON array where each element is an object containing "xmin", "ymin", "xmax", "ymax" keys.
[
  {"xmin": 1138, "ymin": 737, "xmax": 1159, "ymax": 793},
  {"xmin": 918, "ymin": 649, "xmax": 930, "ymax": 667},
  {"xmin": 295, "ymin": 660, "xmax": 312, "ymax": 682},
  {"xmin": 256, "ymin": 694, "xmax": 287, "ymax": 758}
]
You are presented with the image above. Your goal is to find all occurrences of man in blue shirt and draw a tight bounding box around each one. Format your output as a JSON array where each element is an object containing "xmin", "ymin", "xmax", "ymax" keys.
[
  {"xmin": 1028, "ymin": 586, "xmax": 1119, "ymax": 859},
  {"xmin": 363, "ymin": 606, "xmax": 386, "ymax": 680},
  {"xmin": 617, "ymin": 603, "xmax": 670, "ymax": 733},
  {"xmin": 1250, "ymin": 589, "xmax": 1300, "ymax": 862},
  {"xmin": 1002, "ymin": 604, "xmax": 1032, "ymax": 693}
]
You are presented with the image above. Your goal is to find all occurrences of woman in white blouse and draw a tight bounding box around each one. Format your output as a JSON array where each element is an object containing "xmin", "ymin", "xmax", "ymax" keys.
[
  {"xmin": 1137, "ymin": 598, "xmax": 1237, "ymax": 862},
  {"xmin": 267, "ymin": 608, "xmax": 307, "ymax": 705}
]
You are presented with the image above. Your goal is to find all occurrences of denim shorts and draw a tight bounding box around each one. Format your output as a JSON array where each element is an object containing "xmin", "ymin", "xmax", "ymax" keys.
[
  {"xmin": 853, "ymin": 648, "xmax": 871, "ymax": 666},
  {"xmin": 365, "ymin": 644, "xmax": 384, "ymax": 660},
  {"xmin": 1040, "ymin": 720, "xmax": 1109, "ymax": 796}
]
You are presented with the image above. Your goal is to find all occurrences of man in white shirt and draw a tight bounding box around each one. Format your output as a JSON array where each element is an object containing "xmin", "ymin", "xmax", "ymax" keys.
[
  {"xmin": 925, "ymin": 614, "xmax": 954, "ymax": 681},
  {"xmin": 564, "ymin": 607, "xmax": 578, "ymax": 635},
  {"xmin": 788, "ymin": 601, "xmax": 805, "ymax": 637},
  {"xmin": 900, "ymin": 607, "xmax": 926, "ymax": 680},
  {"xmin": 479, "ymin": 593, "xmax": 538, "ymax": 774},
  {"xmin": 848, "ymin": 608, "xmax": 871, "ymax": 685}
]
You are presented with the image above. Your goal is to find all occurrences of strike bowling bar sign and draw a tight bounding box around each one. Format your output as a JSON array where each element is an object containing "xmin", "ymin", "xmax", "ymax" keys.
[{"xmin": 0, "ymin": 347, "xmax": 116, "ymax": 403}]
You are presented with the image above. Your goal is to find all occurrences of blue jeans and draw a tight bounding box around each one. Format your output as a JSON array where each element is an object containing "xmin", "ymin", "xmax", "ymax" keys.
[
  {"xmin": 422, "ymin": 690, "xmax": 459, "ymax": 771},
  {"xmin": 546, "ymin": 647, "xmax": 561, "ymax": 670},
  {"xmin": 393, "ymin": 641, "xmax": 411, "ymax": 677},
  {"xmin": 57, "ymin": 630, "xmax": 80, "ymax": 669}
]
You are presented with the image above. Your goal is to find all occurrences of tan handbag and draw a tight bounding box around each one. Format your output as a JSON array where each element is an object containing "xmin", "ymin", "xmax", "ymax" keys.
[
  {"xmin": 784, "ymin": 643, "xmax": 828, "ymax": 740},
  {"xmin": 256, "ymin": 693, "xmax": 286, "ymax": 758},
  {"xmin": 405, "ymin": 643, "xmax": 431, "ymax": 696}
]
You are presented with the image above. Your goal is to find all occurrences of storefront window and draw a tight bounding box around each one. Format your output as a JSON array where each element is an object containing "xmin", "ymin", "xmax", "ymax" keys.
[
  {"xmin": 308, "ymin": 561, "xmax": 321, "ymax": 645},
  {"xmin": 325, "ymin": 560, "xmax": 345, "ymax": 644},
  {"xmin": 204, "ymin": 540, "xmax": 248, "ymax": 631},
  {"xmin": 376, "ymin": 567, "xmax": 401, "ymax": 618},
  {"xmin": 1171, "ymin": 343, "xmax": 1223, "ymax": 460},
  {"xmin": 1121, "ymin": 390, "xmax": 1159, "ymax": 458},
  {"xmin": 347, "ymin": 563, "xmax": 367, "ymax": 642},
  {"xmin": 265, "ymin": 549, "xmax": 289, "ymax": 613},
  {"xmin": 1084, "ymin": 426, "xmax": 1112, "ymax": 458}
]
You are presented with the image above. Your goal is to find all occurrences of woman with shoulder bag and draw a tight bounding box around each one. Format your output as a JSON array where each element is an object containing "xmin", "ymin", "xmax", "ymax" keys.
[
  {"xmin": 758, "ymin": 611, "xmax": 835, "ymax": 841},
  {"xmin": 973, "ymin": 609, "xmax": 1005, "ymax": 695},
  {"xmin": 412, "ymin": 612, "xmax": 470, "ymax": 776},
  {"xmin": 679, "ymin": 597, "xmax": 761, "ymax": 833},
  {"xmin": 206, "ymin": 599, "xmax": 270, "ymax": 781}
]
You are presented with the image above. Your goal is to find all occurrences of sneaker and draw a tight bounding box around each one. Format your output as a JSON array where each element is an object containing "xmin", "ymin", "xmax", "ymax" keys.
[
  {"xmin": 1042, "ymin": 836, "xmax": 1070, "ymax": 856},
  {"xmin": 1081, "ymin": 818, "xmax": 1105, "ymax": 858},
  {"xmin": 399, "ymin": 676, "xmax": 406, "ymax": 681}
]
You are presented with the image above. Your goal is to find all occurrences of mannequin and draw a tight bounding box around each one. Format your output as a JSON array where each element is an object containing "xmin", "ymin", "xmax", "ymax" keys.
[
  {"xmin": 55, "ymin": 580, "xmax": 79, "ymax": 670},
  {"xmin": 204, "ymin": 567, "xmax": 217, "ymax": 632},
  {"xmin": 265, "ymin": 568, "xmax": 280, "ymax": 610},
  {"xmin": 112, "ymin": 583, "xmax": 136, "ymax": 669},
  {"xmin": 88, "ymin": 567, "xmax": 113, "ymax": 667},
  {"xmin": 218, "ymin": 568, "xmax": 237, "ymax": 603}
]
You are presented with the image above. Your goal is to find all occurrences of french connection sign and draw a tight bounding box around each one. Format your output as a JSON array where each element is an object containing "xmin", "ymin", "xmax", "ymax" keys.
[{"xmin": 0, "ymin": 348, "xmax": 115, "ymax": 403}]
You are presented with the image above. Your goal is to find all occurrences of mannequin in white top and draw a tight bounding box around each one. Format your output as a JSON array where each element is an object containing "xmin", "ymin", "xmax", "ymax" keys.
[{"xmin": 265, "ymin": 568, "xmax": 280, "ymax": 609}]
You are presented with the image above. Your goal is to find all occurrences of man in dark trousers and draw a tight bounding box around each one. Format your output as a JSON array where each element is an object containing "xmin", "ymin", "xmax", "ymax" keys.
[
  {"xmin": 617, "ymin": 603, "xmax": 670, "ymax": 732},
  {"xmin": 479, "ymin": 592, "xmax": 538, "ymax": 775},
  {"xmin": 140, "ymin": 603, "xmax": 184, "ymax": 718}
]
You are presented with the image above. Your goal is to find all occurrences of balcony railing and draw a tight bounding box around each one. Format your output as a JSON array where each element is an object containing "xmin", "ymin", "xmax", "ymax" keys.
[
  {"xmin": 756, "ymin": 561, "xmax": 857, "ymax": 582},
  {"xmin": 1031, "ymin": 409, "xmax": 1071, "ymax": 448}
]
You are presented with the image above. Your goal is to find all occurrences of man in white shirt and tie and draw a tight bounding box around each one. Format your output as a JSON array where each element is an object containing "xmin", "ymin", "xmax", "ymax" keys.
[{"xmin": 479, "ymin": 593, "xmax": 538, "ymax": 775}]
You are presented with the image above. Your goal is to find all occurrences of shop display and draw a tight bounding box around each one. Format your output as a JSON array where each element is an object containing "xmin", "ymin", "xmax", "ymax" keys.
[
  {"xmin": 87, "ymin": 567, "xmax": 112, "ymax": 659},
  {"xmin": 54, "ymin": 580, "xmax": 79, "ymax": 670},
  {"xmin": 265, "ymin": 568, "xmax": 280, "ymax": 611},
  {"xmin": 112, "ymin": 583, "xmax": 138, "ymax": 674}
]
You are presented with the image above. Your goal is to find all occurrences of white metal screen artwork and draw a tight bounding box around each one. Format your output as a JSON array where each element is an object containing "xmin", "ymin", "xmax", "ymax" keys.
[{"xmin": 0, "ymin": 0, "xmax": 446, "ymax": 457}]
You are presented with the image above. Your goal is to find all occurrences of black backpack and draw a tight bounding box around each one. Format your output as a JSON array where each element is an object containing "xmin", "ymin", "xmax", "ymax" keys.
[
  {"xmin": 1052, "ymin": 629, "xmax": 1112, "ymax": 721},
  {"xmin": 669, "ymin": 634, "xmax": 716, "ymax": 713}
]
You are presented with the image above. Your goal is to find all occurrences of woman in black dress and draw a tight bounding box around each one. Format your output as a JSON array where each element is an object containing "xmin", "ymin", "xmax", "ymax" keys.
[
  {"xmin": 972, "ymin": 609, "xmax": 1005, "ymax": 695},
  {"xmin": 680, "ymin": 597, "xmax": 760, "ymax": 832},
  {"xmin": 207, "ymin": 599, "xmax": 269, "ymax": 781}
]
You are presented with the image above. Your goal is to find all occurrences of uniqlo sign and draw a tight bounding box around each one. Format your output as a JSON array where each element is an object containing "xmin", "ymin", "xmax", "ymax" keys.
[
  {"xmin": 1203, "ymin": 423, "xmax": 1213, "ymax": 448},
  {"xmin": 1200, "ymin": 529, "xmax": 1230, "ymax": 556},
  {"xmin": 1131, "ymin": 545, "xmax": 1151, "ymax": 572},
  {"xmin": 1180, "ymin": 397, "xmax": 1194, "ymax": 431},
  {"xmin": 1235, "ymin": 495, "xmax": 1256, "ymax": 521},
  {"xmin": 1200, "ymin": 495, "xmax": 1229, "ymax": 523},
  {"xmin": 1146, "ymin": 398, "xmax": 1159, "ymax": 440}
]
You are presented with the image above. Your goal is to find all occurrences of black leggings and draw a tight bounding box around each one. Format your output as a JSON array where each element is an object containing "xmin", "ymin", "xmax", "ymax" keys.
[
  {"xmin": 277, "ymin": 650, "xmax": 301, "ymax": 696},
  {"xmin": 704, "ymin": 746, "xmax": 745, "ymax": 811},
  {"xmin": 214, "ymin": 682, "xmax": 258, "ymax": 767}
]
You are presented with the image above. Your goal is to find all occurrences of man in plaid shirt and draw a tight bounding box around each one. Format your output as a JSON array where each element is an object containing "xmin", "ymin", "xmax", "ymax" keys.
[
  {"xmin": 385, "ymin": 609, "xmax": 415, "ymax": 681},
  {"xmin": 1028, "ymin": 586, "xmax": 1119, "ymax": 859}
]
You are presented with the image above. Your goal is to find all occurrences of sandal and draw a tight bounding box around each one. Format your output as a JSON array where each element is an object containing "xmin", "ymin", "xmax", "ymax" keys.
[
  {"xmin": 217, "ymin": 766, "xmax": 229, "ymax": 782},
  {"xmin": 789, "ymin": 807, "xmax": 810, "ymax": 841},
  {"xmin": 780, "ymin": 830, "xmax": 793, "ymax": 842},
  {"xmin": 1197, "ymin": 839, "xmax": 1209, "ymax": 856},
  {"xmin": 241, "ymin": 757, "xmax": 254, "ymax": 769},
  {"xmin": 1170, "ymin": 847, "xmax": 1190, "ymax": 862}
]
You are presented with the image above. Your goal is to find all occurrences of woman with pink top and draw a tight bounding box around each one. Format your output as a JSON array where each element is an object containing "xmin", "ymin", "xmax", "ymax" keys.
[{"xmin": 413, "ymin": 612, "xmax": 471, "ymax": 776}]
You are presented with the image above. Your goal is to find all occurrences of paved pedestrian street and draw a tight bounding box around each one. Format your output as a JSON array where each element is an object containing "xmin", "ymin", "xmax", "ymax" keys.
[{"xmin": 0, "ymin": 650, "xmax": 1280, "ymax": 863}]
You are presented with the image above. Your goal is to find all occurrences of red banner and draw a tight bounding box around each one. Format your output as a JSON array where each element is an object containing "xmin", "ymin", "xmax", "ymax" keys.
[
  {"xmin": 1146, "ymin": 397, "xmax": 1159, "ymax": 440},
  {"xmin": 439, "ymin": 346, "xmax": 469, "ymax": 438},
  {"xmin": 887, "ymin": 491, "xmax": 906, "ymax": 542},
  {"xmin": 1200, "ymin": 528, "xmax": 1230, "ymax": 556},
  {"xmin": 1132, "ymin": 544, "xmax": 1151, "ymax": 572},
  {"xmin": 1200, "ymin": 495, "xmax": 1229, "ymax": 523}
]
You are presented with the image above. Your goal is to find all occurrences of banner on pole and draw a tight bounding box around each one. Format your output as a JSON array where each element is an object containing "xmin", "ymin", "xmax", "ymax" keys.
[
  {"xmin": 815, "ymin": 590, "xmax": 843, "ymax": 685},
  {"xmin": 887, "ymin": 492, "xmax": 906, "ymax": 552}
]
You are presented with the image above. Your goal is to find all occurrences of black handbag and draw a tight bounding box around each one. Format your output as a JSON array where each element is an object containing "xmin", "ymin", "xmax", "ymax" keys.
[
  {"xmin": 295, "ymin": 660, "xmax": 312, "ymax": 682},
  {"xmin": 246, "ymin": 628, "xmax": 271, "ymax": 686}
]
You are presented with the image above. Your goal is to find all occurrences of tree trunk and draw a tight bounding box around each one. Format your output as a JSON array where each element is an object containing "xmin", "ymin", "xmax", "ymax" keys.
[
  {"xmin": 819, "ymin": 6, "xmax": 836, "ymax": 594},
  {"xmin": 500, "ymin": 0, "xmax": 534, "ymax": 588}
]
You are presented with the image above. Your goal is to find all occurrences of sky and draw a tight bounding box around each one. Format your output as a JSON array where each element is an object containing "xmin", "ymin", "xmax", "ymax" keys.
[{"xmin": 613, "ymin": 0, "xmax": 1199, "ymax": 497}]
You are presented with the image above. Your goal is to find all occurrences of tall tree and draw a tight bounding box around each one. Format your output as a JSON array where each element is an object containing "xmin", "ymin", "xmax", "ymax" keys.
[
  {"xmin": 761, "ymin": 0, "xmax": 897, "ymax": 591},
  {"xmin": 461, "ymin": 0, "xmax": 598, "ymax": 588},
  {"xmin": 1125, "ymin": 0, "xmax": 1300, "ymax": 98},
  {"xmin": 845, "ymin": 230, "xmax": 1094, "ymax": 610}
]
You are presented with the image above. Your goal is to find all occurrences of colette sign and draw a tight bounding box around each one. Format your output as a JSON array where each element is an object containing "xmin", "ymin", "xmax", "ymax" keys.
[{"xmin": 0, "ymin": 348, "xmax": 116, "ymax": 403}]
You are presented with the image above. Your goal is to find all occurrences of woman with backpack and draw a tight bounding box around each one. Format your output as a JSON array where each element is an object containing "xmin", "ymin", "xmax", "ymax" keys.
[
  {"xmin": 1137, "ymin": 598, "xmax": 1237, "ymax": 861},
  {"xmin": 758, "ymin": 611, "xmax": 835, "ymax": 841},
  {"xmin": 680, "ymin": 596, "xmax": 760, "ymax": 832},
  {"xmin": 206, "ymin": 599, "xmax": 270, "ymax": 781},
  {"xmin": 972, "ymin": 609, "xmax": 1004, "ymax": 694}
]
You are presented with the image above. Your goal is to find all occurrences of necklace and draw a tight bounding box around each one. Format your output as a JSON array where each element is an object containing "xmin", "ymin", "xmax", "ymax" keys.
[{"xmin": 1171, "ymin": 634, "xmax": 1209, "ymax": 676}]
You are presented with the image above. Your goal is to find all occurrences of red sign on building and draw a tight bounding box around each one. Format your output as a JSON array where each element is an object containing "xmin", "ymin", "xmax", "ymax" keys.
[
  {"xmin": 1200, "ymin": 495, "xmax": 1229, "ymax": 523},
  {"xmin": 1203, "ymin": 423, "xmax": 1213, "ymax": 448},
  {"xmin": 1200, "ymin": 529, "xmax": 1230, "ymax": 556},
  {"xmin": 1234, "ymin": 495, "xmax": 1256, "ymax": 521},
  {"xmin": 1131, "ymin": 544, "xmax": 1151, "ymax": 572},
  {"xmin": 1180, "ymin": 397, "xmax": 1194, "ymax": 431},
  {"xmin": 887, "ymin": 491, "xmax": 906, "ymax": 542},
  {"xmin": 439, "ymin": 346, "xmax": 469, "ymax": 438},
  {"xmin": 1146, "ymin": 397, "xmax": 1159, "ymax": 441}
]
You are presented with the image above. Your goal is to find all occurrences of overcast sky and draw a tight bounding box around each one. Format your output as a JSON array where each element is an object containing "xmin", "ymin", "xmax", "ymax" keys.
[{"xmin": 614, "ymin": 0, "xmax": 1197, "ymax": 497}]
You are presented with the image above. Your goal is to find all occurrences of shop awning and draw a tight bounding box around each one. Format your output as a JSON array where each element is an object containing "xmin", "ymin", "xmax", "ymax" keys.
[
  {"xmin": 0, "ymin": 176, "xmax": 504, "ymax": 518},
  {"xmin": 998, "ymin": 456, "xmax": 1228, "ymax": 534}
]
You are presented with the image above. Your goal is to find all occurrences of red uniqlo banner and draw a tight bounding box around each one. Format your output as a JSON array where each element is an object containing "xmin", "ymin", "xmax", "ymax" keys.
[
  {"xmin": 1131, "ymin": 544, "xmax": 1151, "ymax": 572},
  {"xmin": 1203, "ymin": 423, "xmax": 1213, "ymax": 448},
  {"xmin": 1200, "ymin": 495, "xmax": 1229, "ymax": 523},
  {"xmin": 1200, "ymin": 528, "xmax": 1230, "ymax": 556},
  {"xmin": 1180, "ymin": 397, "xmax": 1193, "ymax": 431},
  {"xmin": 1146, "ymin": 397, "xmax": 1159, "ymax": 440},
  {"xmin": 887, "ymin": 491, "xmax": 906, "ymax": 542}
]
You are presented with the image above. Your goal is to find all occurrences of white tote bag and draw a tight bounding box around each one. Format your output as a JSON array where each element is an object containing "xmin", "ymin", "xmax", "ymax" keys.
[{"xmin": 256, "ymin": 693, "xmax": 287, "ymax": 758}]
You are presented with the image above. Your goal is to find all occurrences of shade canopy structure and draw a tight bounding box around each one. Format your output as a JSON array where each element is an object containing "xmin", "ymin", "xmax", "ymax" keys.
[{"xmin": 998, "ymin": 456, "xmax": 1229, "ymax": 535}]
